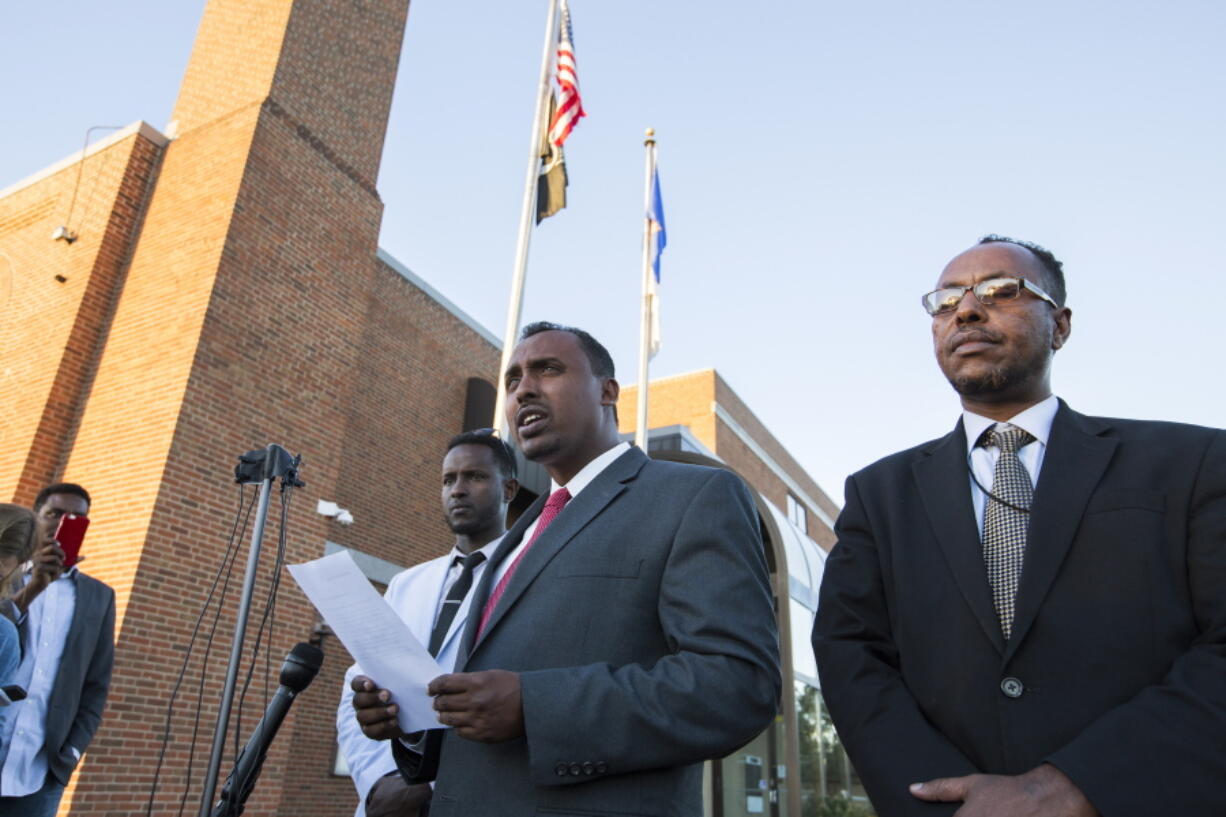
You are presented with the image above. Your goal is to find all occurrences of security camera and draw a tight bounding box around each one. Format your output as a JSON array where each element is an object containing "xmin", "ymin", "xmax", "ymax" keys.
[{"xmin": 316, "ymin": 499, "xmax": 354, "ymax": 525}]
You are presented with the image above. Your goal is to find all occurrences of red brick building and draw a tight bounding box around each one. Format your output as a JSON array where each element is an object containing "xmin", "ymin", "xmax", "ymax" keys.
[{"xmin": 1, "ymin": 1, "xmax": 860, "ymax": 815}]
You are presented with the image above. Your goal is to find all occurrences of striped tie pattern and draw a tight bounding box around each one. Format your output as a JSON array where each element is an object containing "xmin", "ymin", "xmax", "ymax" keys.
[
  {"xmin": 476, "ymin": 487, "xmax": 571, "ymax": 638},
  {"xmin": 981, "ymin": 426, "xmax": 1035, "ymax": 640}
]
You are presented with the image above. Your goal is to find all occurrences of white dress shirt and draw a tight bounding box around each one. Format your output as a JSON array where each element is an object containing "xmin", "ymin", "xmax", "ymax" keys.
[
  {"xmin": 962, "ymin": 394, "xmax": 1059, "ymax": 536},
  {"xmin": 341, "ymin": 535, "xmax": 502, "ymax": 817},
  {"xmin": 0, "ymin": 567, "xmax": 79, "ymax": 796},
  {"xmin": 487, "ymin": 441, "xmax": 631, "ymax": 591}
]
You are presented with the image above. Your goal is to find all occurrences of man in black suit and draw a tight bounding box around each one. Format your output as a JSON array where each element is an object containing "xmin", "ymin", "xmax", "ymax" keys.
[
  {"xmin": 813, "ymin": 237, "xmax": 1226, "ymax": 816},
  {"xmin": 353, "ymin": 322, "xmax": 780, "ymax": 816}
]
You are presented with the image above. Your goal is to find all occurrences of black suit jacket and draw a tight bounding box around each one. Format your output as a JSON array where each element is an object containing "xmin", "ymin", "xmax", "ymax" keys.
[
  {"xmin": 397, "ymin": 447, "xmax": 781, "ymax": 817},
  {"xmin": 812, "ymin": 402, "xmax": 1226, "ymax": 816}
]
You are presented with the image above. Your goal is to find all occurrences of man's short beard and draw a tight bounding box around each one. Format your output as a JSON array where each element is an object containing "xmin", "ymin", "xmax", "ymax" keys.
[
  {"xmin": 446, "ymin": 514, "xmax": 494, "ymax": 537},
  {"xmin": 948, "ymin": 362, "xmax": 1031, "ymax": 396}
]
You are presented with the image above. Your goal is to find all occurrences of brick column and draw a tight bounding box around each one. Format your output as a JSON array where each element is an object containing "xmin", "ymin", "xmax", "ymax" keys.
[{"xmin": 58, "ymin": 1, "xmax": 411, "ymax": 815}]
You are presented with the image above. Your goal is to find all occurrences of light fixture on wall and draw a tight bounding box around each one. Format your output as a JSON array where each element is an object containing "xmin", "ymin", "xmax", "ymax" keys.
[{"xmin": 316, "ymin": 499, "xmax": 354, "ymax": 525}]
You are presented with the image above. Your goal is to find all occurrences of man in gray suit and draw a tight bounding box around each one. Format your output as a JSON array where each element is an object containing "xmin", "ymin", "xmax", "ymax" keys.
[
  {"xmin": 353, "ymin": 322, "xmax": 780, "ymax": 816},
  {"xmin": 0, "ymin": 483, "xmax": 115, "ymax": 816}
]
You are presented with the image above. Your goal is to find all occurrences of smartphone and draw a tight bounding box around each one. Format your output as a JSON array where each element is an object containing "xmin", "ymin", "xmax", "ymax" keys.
[{"xmin": 54, "ymin": 514, "xmax": 90, "ymax": 569}]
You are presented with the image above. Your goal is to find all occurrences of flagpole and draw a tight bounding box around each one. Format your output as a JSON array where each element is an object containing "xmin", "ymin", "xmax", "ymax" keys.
[
  {"xmin": 492, "ymin": 0, "xmax": 561, "ymax": 434},
  {"xmin": 634, "ymin": 129, "xmax": 658, "ymax": 450}
]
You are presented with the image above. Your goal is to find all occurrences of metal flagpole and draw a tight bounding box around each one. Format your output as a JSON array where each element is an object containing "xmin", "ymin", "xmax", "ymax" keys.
[
  {"xmin": 491, "ymin": 0, "xmax": 561, "ymax": 435},
  {"xmin": 634, "ymin": 129, "xmax": 658, "ymax": 449}
]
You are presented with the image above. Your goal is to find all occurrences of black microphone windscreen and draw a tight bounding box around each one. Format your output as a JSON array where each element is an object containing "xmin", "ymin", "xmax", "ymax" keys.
[{"xmin": 279, "ymin": 642, "xmax": 323, "ymax": 692}]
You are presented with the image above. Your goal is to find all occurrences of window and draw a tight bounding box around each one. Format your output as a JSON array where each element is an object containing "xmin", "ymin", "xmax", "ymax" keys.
[
  {"xmin": 786, "ymin": 493, "xmax": 808, "ymax": 535},
  {"xmin": 795, "ymin": 681, "xmax": 877, "ymax": 816}
]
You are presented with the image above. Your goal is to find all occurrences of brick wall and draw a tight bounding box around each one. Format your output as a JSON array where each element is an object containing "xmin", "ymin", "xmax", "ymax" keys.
[
  {"xmin": 712, "ymin": 374, "xmax": 841, "ymax": 525},
  {"xmin": 0, "ymin": 0, "xmax": 511, "ymax": 814},
  {"xmin": 618, "ymin": 370, "xmax": 838, "ymax": 549},
  {"xmin": 617, "ymin": 369, "xmax": 719, "ymax": 450},
  {"xmin": 0, "ymin": 127, "xmax": 164, "ymax": 505},
  {"xmin": 48, "ymin": 0, "xmax": 424, "ymax": 809}
]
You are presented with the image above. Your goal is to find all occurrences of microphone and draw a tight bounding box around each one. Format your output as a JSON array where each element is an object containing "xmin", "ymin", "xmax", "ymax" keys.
[{"xmin": 210, "ymin": 642, "xmax": 323, "ymax": 817}]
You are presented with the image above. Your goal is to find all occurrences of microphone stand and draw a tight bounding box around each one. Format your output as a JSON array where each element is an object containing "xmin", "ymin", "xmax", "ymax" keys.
[
  {"xmin": 198, "ymin": 444, "xmax": 303, "ymax": 817},
  {"xmin": 208, "ymin": 642, "xmax": 323, "ymax": 817}
]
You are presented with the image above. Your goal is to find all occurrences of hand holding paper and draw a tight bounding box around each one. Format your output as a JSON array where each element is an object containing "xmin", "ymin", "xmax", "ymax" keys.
[{"xmin": 288, "ymin": 551, "xmax": 444, "ymax": 733}]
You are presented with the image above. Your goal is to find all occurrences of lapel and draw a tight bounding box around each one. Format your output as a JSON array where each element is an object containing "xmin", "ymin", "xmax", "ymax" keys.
[
  {"xmin": 913, "ymin": 420, "xmax": 1006, "ymax": 654},
  {"xmin": 459, "ymin": 447, "xmax": 647, "ymax": 665},
  {"xmin": 1004, "ymin": 401, "xmax": 1116, "ymax": 662},
  {"xmin": 457, "ymin": 493, "xmax": 543, "ymax": 665}
]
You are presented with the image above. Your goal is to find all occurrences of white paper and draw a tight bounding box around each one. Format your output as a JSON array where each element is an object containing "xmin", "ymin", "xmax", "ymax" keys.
[{"xmin": 288, "ymin": 550, "xmax": 443, "ymax": 732}]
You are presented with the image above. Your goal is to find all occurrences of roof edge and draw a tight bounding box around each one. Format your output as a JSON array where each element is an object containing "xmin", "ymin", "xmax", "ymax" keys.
[{"xmin": 0, "ymin": 121, "xmax": 169, "ymax": 201}]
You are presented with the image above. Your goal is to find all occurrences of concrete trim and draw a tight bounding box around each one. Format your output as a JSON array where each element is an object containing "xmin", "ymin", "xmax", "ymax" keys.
[
  {"xmin": 0, "ymin": 121, "xmax": 169, "ymax": 200},
  {"xmin": 324, "ymin": 541, "xmax": 405, "ymax": 585},
  {"xmin": 626, "ymin": 368, "xmax": 714, "ymax": 387},
  {"xmin": 713, "ymin": 401, "xmax": 838, "ymax": 528},
  {"xmin": 375, "ymin": 249, "xmax": 501, "ymax": 349},
  {"xmin": 623, "ymin": 424, "xmax": 720, "ymax": 461}
]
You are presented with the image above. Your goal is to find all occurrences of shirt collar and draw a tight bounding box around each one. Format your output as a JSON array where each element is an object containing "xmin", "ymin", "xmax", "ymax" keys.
[
  {"xmin": 550, "ymin": 441, "xmax": 632, "ymax": 498},
  {"xmin": 20, "ymin": 563, "xmax": 79, "ymax": 583},
  {"xmin": 447, "ymin": 533, "xmax": 505, "ymax": 565},
  {"xmin": 962, "ymin": 393, "xmax": 1059, "ymax": 451}
]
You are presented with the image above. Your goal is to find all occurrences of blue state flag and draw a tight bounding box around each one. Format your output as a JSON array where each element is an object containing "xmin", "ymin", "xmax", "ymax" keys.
[
  {"xmin": 648, "ymin": 168, "xmax": 667, "ymax": 281},
  {"xmin": 647, "ymin": 168, "xmax": 666, "ymax": 356}
]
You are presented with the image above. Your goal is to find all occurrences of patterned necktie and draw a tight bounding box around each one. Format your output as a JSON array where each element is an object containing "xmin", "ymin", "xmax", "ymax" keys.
[
  {"xmin": 427, "ymin": 551, "xmax": 486, "ymax": 657},
  {"xmin": 476, "ymin": 487, "xmax": 572, "ymax": 638},
  {"xmin": 980, "ymin": 426, "xmax": 1035, "ymax": 640}
]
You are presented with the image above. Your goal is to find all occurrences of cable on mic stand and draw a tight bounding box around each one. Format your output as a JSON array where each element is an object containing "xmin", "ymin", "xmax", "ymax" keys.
[
  {"xmin": 145, "ymin": 485, "xmax": 255, "ymax": 817},
  {"xmin": 140, "ymin": 445, "xmax": 304, "ymax": 817},
  {"xmin": 234, "ymin": 477, "xmax": 295, "ymax": 765},
  {"xmin": 195, "ymin": 445, "xmax": 303, "ymax": 817}
]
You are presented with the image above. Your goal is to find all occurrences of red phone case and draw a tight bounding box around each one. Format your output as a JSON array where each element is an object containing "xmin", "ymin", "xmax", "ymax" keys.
[{"xmin": 54, "ymin": 514, "xmax": 90, "ymax": 569}]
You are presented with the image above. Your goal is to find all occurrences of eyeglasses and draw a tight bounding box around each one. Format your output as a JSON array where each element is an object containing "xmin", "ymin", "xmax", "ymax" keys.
[{"xmin": 922, "ymin": 277, "xmax": 1059, "ymax": 317}]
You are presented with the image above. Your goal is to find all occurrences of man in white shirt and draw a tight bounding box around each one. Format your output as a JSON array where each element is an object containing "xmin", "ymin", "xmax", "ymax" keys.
[
  {"xmin": 0, "ymin": 483, "xmax": 115, "ymax": 817},
  {"xmin": 336, "ymin": 430, "xmax": 518, "ymax": 817},
  {"xmin": 350, "ymin": 322, "xmax": 780, "ymax": 817},
  {"xmin": 813, "ymin": 236, "xmax": 1226, "ymax": 817}
]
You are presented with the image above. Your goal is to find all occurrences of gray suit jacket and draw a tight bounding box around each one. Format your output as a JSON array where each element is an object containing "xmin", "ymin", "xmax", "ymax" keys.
[
  {"xmin": 45, "ymin": 571, "xmax": 115, "ymax": 785},
  {"xmin": 397, "ymin": 447, "xmax": 781, "ymax": 816}
]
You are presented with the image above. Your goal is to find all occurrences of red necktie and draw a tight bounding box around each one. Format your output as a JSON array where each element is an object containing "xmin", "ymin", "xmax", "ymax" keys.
[{"xmin": 477, "ymin": 487, "xmax": 571, "ymax": 638}]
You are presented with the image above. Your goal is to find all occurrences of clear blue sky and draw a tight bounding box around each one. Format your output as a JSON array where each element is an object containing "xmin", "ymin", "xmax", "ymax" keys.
[{"xmin": 4, "ymin": 1, "xmax": 1223, "ymax": 500}]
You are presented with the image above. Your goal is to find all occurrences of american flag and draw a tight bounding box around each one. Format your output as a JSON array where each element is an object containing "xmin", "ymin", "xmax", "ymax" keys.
[{"xmin": 547, "ymin": 0, "xmax": 585, "ymax": 147}]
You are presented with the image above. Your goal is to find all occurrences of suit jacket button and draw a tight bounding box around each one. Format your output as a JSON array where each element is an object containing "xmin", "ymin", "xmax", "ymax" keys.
[
  {"xmin": 595, "ymin": 761, "xmax": 608, "ymax": 774},
  {"xmin": 1000, "ymin": 677, "xmax": 1024, "ymax": 698},
  {"xmin": 582, "ymin": 762, "xmax": 595, "ymax": 775},
  {"xmin": 555, "ymin": 762, "xmax": 569, "ymax": 777},
  {"xmin": 569, "ymin": 763, "xmax": 582, "ymax": 776}
]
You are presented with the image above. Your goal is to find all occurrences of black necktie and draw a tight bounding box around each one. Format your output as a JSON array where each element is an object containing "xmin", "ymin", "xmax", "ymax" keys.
[{"xmin": 428, "ymin": 551, "xmax": 486, "ymax": 657}]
